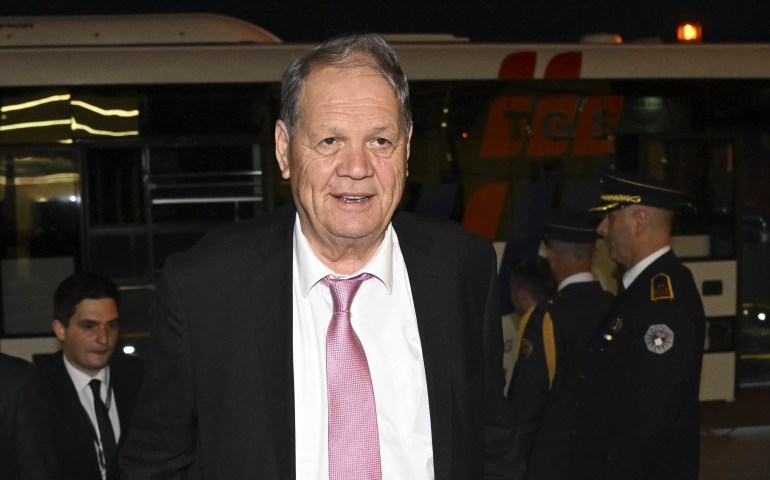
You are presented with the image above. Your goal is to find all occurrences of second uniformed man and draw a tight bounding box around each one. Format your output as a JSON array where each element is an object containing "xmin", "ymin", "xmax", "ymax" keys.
[{"xmin": 508, "ymin": 207, "xmax": 614, "ymax": 480}]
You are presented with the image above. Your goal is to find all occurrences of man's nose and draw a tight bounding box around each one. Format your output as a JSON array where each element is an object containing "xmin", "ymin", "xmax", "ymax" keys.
[
  {"xmin": 94, "ymin": 326, "xmax": 109, "ymax": 343},
  {"xmin": 596, "ymin": 216, "xmax": 609, "ymax": 236},
  {"xmin": 337, "ymin": 144, "xmax": 373, "ymax": 179}
]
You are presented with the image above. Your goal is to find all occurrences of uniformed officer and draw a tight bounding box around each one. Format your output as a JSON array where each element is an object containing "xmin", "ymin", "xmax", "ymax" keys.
[
  {"xmin": 507, "ymin": 208, "xmax": 614, "ymax": 480},
  {"xmin": 571, "ymin": 171, "xmax": 706, "ymax": 480}
]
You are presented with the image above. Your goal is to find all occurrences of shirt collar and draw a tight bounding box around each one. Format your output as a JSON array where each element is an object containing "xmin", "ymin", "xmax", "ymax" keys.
[
  {"xmin": 622, "ymin": 245, "xmax": 671, "ymax": 289},
  {"xmin": 294, "ymin": 214, "xmax": 394, "ymax": 297},
  {"xmin": 558, "ymin": 271, "xmax": 595, "ymax": 291},
  {"xmin": 62, "ymin": 353, "xmax": 110, "ymax": 392}
]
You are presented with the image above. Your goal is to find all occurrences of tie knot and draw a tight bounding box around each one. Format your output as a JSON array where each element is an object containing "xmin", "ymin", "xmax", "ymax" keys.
[
  {"xmin": 89, "ymin": 378, "xmax": 102, "ymax": 397},
  {"xmin": 322, "ymin": 273, "xmax": 372, "ymax": 313}
]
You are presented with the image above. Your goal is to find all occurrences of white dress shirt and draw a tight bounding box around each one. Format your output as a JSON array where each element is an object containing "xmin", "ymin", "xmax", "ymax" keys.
[
  {"xmin": 63, "ymin": 355, "xmax": 121, "ymax": 480},
  {"xmin": 292, "ymin": 215, "xmax": 434, "ymax": 479},
  {"xmin": 622, "ymin": 246, "xmax": 671, "ymax": 289},
  {"xmin": 557, "ymin": 271, "xmax": 595, "ymax": 291}
]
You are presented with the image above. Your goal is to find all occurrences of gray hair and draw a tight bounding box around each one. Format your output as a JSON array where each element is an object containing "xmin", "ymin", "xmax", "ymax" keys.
[{"xmin": 279, "ymin": 33, "xmax": 412, "ymax": 136}]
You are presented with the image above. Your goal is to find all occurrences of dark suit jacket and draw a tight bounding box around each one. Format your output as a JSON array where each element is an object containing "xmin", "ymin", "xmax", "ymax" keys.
[
  {"xmin": 120, "ymin": 205, "xmax": 516, "ymax": 479},
  {"xmin": 571, "ymin": 251, "xmax": 706, "ymax": 480},
  {"xmin": 0, "ymin": 352, "xmax": 59, "ymax": 480},
  {"xmin": 38, "ymin": 350, "xmax": 144, "ymax": 480},
  {"xmin": 507, "ymin": 280, "xmax": 614, "ymax": 480}
]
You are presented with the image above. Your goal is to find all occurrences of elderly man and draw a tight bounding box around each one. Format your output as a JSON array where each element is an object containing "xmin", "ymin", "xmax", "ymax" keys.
[
  {"xmin": 571, "ymin": 171, "xmax": 706, "ymax": 480},
  {"xmin": 120, "ymin": 34, "xmax": 515, "ymax": 479}
]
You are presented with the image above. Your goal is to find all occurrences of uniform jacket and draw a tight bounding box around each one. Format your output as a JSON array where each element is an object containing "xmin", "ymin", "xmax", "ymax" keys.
[
  {"xmin": 571, "ymin": 250, "xmax": 706, "ymax": 480},
  {"xmin": 119, "ymin": 205, "xmax": 516, "ymax": 479},
  {"xmin": 508, "ymin": 280, "xmax": 613, "ymax": 480},
  {"xmin": 0, "ymin": 352, "xmax": 59, "ymax": 480},
  {"xmin": 38, "ymin": 350, "xmax": 144, "ymax": 480}
]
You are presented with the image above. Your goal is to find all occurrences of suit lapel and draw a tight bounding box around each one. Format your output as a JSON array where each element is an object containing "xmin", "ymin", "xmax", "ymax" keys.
[
  {"xmin": 394, "ymin": 214, "xmax": 454, "ymax": 480},
  {"xmin": 49, "ymin": 351, "xmax": 103, "ymax": 478},
  {"xmin": 244, "ymin": 207, "xmax": 297, "ymax": 477}
]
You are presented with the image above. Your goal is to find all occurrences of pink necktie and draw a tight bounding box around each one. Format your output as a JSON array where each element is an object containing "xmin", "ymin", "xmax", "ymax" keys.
[{"xmin": 322, "ymin": 273, "xmax": 382, "ymax": 480}]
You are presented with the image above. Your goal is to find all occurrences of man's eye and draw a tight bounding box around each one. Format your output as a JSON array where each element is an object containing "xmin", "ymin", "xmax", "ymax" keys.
[
  {"xmin": 373, "ymin": 138, "xmax": 390, "ymax": 146},
  {"xmin": 321, "ymin": 138, "xmax": 336, "ymax": 145}
]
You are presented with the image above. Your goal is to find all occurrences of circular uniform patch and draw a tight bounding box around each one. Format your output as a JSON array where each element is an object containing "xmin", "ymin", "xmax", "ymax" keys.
[{"xmin": 645, "ymin": 324, "xmax": 675, "ymax": 354}]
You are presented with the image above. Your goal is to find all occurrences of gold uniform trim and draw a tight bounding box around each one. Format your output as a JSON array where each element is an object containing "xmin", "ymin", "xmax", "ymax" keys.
[
  {"xmin": 600, "ymin": 194, "xmax": 642, "ymax": 203},
  {"xmin": 588, "ymin": 194, "xmax": 642, "ymax": 212}
]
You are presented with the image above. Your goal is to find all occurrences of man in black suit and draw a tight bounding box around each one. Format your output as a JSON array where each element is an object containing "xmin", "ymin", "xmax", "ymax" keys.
[
  {"xmin": 0, "ymin": 352, "xmax": 59, "ymax": 480},
  {"xmin": 507, "ymin": 208, "xmax": 614, "ymax": 480},
  {"xmin": 571, "ymin": 171, "xmax": 706, "ymax": 480},
  {"xmin": 38, "ymin": 272, "xmax": 143, "ymax": 480},
  {"xmin": 120, "ymin": 33, "xmax": 515, "ymax": 479}
]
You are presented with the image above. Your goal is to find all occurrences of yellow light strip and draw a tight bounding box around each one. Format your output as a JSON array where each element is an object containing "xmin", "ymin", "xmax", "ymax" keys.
[
  {"xmin": 0, "ymin": 94, "xmax": 71, "ymax": 113},
  {"xmin": 71, "ymin": 118, "xmax": 138, "ymax": 137},
  {"xmin": 0, "ymin": 119, "xmax": 71, "ymax": 131},
  {"xmin": 70, "ymin": 100, "xmax": 139, "ymax": 117},
  {"xmin": 0, "ymin": 172, "xmax": 79, "ymax": 186}
]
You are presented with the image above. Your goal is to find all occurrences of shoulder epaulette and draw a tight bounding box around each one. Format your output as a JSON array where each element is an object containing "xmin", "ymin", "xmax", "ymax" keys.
[
  {"xmin": 650, "ymin": 273, "xmax": 674, "ymax": 301},
  {"xmin": 514, "ymin": 300, "xmax": 558, "ymax": 390}
]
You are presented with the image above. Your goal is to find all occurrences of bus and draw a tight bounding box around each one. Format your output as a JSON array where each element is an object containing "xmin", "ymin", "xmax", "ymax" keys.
[{"xmin": 2, "ymin": 13, "xmax": 770, "ymax": 396}]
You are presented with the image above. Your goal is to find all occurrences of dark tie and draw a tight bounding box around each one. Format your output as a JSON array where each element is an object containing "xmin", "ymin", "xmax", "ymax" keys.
[
  {"xmin": 89, "ymin": 379, "xmax": 117, "ymax": 470},
  {"xmin": 322, "ymin": 273, "xmax": 382, "ymax": 480}
]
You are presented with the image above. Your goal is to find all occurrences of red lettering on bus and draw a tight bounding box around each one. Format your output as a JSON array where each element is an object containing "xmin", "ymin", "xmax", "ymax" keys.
[
  {"xmin": 572, "ymin": 95, "xmax": 624, "ymax": 156},
  {"xmin": 497, "ymin": 51, "xmax": 582, "ymax": 79},
  {"xmin": 527, "ymin": 97, "xmax": 578, "ymax": 157},
  {"xmin": 480, "ymin": 96, "xmax": 534, "ymax": 158},
  {"xmin": 498, "ymin": 52, "xmax": 537, "ymax": 79},
  {"xmin": 544, "ymin": 52, "xmax": 582, "ymax": 78}
]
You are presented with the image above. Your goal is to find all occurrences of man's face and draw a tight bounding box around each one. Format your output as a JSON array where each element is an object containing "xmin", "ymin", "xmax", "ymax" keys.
[
  {"xmin": 53, "ymin": 298, "xmax": 119, "ymax": 376},
  {"xmin": 596, "ymin": 207, "xmax": 635, "ymax": 268},
  {"xmin": 275, "ymin": 63, "xmax": 411, "ymax": 252}
]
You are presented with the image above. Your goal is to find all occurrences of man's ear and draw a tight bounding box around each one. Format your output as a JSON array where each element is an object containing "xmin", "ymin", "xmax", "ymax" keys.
[
  {"xmin": 52, "ymin": 319, "xmax": 66, "ymax": 341},
  {"xmin": 632, "ymin": 207, "xmax": 649, "ymax": 237},
  {"xmin": 275, "ymin": 120, "xmax": 291, "ymax": 180},
  {"xmin": 405, "ymin": 122, "xmax": 413, "ymax": 177}
]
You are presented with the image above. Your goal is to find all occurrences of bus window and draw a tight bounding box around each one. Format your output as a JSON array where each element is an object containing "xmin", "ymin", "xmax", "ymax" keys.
[{"xmin": 0, "ymin": 148, "xmax": 80, "ymax": 335}]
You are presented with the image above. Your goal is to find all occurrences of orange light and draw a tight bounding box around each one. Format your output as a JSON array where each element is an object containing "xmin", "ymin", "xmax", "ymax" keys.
[{"xmin": 677, "ymin": 22, "xmax": 702, "ymax": 43}]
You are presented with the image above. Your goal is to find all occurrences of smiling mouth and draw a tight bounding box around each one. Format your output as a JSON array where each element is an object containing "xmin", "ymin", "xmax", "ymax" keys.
[{"xmin": 336, "ymin": 195, "xmax": 369, "ymax": 203}]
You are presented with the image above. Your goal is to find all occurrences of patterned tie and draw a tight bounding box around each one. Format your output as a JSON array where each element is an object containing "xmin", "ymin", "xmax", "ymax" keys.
[
  {"xmin": 322, "ymin": 273, "xmax": 382, "ymax": 480},
  {"xmin": 89, "ymin": 379, "xmax": 117, "ymax": 470}
]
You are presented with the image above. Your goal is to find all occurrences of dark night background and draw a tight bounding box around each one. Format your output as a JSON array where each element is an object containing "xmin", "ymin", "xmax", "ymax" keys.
[{"xmin": 1, "ymin": 1, "xmax": 769, "ymax": 44}]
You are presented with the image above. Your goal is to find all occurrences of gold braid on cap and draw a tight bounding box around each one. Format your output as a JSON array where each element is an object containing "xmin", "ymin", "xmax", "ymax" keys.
[
  {"xmin": 600, "ymin": 194, "xmax": 642, "ymax": 203},
  {"xmin": 588, "ymin": 194, "xmax": 642, "ymax": 212}
]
